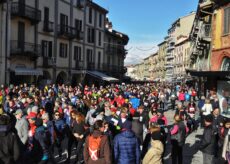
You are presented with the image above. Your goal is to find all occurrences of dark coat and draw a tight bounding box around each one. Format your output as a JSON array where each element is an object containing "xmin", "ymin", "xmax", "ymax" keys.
[
  {"xmin": 199, "ymin": 125, "xmax": 217, "ymax": 155},
  {"xmin": 132, "ymin": 119, "xmax": 143, "ymax": 144},
  {"xmin": 114, "ymin": 130, "xmax": 140, "ymax": 164},
  {"xmin": 0, "ymin": 125, "xmax": 20, "ymax": 164},
  {"xmin": 84, "ymin": 130, "xmax": 111, "ymax": 164}
]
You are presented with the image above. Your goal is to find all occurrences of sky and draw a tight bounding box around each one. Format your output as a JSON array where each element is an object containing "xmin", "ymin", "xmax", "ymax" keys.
[{"xmin": 94, "ymin": 0, "xmax": 199, "ymax": 65}]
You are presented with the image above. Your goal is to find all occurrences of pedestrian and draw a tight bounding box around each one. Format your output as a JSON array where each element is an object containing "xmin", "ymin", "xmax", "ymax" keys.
[
  {"xmin": 143, "ymin": 130, "xmax": 164, "ymax": 164},
  {"xmin": 84, "ymin": 120, "xmax": 111, "ymax": 164},
  {"xmin": 14, "ymin": 109, "xmax": 29, "ymax": 147},
  {"xmin": 199, "ymin": 114, "xmax": 217, "ymax": 164},
  {"xmin": 131, "ymin": 112, "xmax": 143, "ymax": 144},
  {"xmin": 73, "ymin": 112, "xmax": 89, "ymax": 163},
  {"xmin": 0, "ymin": 114, "xmax": 20, "ymax": 164},
  {"xmin": 113, "ymin": 120, "xmax": 140, "ymax": 164},
  {"xmin": 222, "ymin": 118, "xmax": 230, "ymax": 163},
  {"xmin": 170, "ymin": 114, "xmax": 188, "ymax": 164}
]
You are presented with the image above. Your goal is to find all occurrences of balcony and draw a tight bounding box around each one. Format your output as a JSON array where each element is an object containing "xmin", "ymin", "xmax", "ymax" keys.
[
  {"xmin": 165, "ymin": 64, "xmax": 173, "ymax": 69},
  {"xmin": 43, "ymin": 21, "xmax": 54, "ymax": 32},
  {"xmin": 76, "ymin": 0, "xmax": 84, "ymax": 8},
  {"xmin": 73, "ymin": 30, "xmax": 84, "ymax": 40},
  {"xmin": 76, "ymin": 61, "xmax": 84, "ymax": 70},
  {"xmin": 11, "ymin": 2, "xmax": 41, "ymax": 24},
  {"xmin": 166, "ymin": 55, "xmax": 174, "ymax": 60},
  {"xmin": 10, "ymin": 40, "xmax": 41, "ymax": 58},
  {"xmin": 87, "ymin": 62, "xmax": 95, "ymax": 70},
  {"xmin": 199, "ymin": 0, "xmax": 214, "ymax": 10},
  {"xmin": 43, "ymin": 57, "xmax": 56, "ymax": 68},
  {"xmin": 200, "ymin": 24, "xmax": 211, "ymax": 42},
  {"xmin": 57, "ymin": 25, "xmax": 76, "ymax": 39}
]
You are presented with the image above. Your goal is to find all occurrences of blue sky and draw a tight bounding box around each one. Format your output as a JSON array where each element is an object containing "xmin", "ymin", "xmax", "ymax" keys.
[{"xmin": 94, "ymin": 0, "xmax": 199, "ymax": 64}]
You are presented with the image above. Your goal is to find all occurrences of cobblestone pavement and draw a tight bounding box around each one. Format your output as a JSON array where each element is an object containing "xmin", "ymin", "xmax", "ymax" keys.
[{"xmin": 164, "ymin": 109, "xmax": 203, "ymax": 164}]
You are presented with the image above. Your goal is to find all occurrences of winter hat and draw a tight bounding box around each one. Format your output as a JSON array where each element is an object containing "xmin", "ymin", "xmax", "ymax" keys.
[
  {"xmin": 204, "ymin": 114, "xmax": 213, "ymax": 123},
  {"xmin": 31, "ymin": 106, "xmax": 39, "ymax": 114},
  {"xmin": 121, "ymin": 120, "xmax": 132, "ymax": 130}
]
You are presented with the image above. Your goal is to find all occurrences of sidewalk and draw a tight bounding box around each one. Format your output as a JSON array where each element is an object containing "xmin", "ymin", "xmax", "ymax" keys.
[{"xmin": 164, "ymin": 109, "xmax": 203, "ymax": 164}]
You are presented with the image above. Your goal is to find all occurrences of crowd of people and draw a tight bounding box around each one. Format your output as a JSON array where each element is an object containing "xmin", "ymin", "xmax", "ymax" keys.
[{"xmin": 0, "ymin": 82, "xmax": 229, "ymax": 164}]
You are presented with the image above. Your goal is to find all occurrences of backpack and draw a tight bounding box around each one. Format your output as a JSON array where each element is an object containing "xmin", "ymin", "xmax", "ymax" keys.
[{"xmin": 88, "ymin": 135, "xmax": 103, "ymax": 161}]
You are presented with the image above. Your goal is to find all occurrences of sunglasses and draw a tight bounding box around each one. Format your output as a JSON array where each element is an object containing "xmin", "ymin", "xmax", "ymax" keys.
[{"xmin": 55, "ymin": 114, "xmax": 60, "ymax": 116}]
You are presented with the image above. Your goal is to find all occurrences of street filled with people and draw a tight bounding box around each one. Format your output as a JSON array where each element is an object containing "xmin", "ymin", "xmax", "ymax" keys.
[{"xmin": 0, "ymin": 83, "xmax": 229, "ymax": 164}]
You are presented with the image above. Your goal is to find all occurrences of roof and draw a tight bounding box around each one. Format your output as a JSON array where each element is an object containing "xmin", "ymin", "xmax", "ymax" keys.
[
  {"xmin": 87, "ymin": 0, "xmax": 108, "ymax": 14},
  {"xmin": 158, "ymin": 41, "xmax": 166, "ymax": 46},
  {"xmin": 105, "ymin": 29, "xmax": 129, "ymax": 45}
]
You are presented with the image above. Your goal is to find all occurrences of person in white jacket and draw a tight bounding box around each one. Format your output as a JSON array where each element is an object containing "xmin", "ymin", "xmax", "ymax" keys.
[
  {"xmin": 222, "ymin": 119, "xmax": 230, "ymax": 163},
  {"xmin": 202, "ymin": 99, "xmax": 213, "ymax": 116}
]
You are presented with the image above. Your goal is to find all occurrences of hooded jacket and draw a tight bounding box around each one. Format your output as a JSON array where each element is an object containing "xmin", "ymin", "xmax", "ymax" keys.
[
  {"xmin": 114, "ymin": 130, "xmax": 140, "ymax": 164},
  {"xmin": 143, "ymin": 140, "xmax": 164, "ymax": 164},
  {"xmin": 0, "ymin": 124, "xmax": 20, "ymax": 164}
]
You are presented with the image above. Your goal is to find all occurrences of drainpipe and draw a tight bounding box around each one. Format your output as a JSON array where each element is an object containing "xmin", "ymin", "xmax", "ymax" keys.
[
  {"xmin": 69, "ymin": 0, "xmax": 73, "ymax": 83},
  {"xmin": 5, "ymin": 0, "xmax": 10, "ymax": 85}
]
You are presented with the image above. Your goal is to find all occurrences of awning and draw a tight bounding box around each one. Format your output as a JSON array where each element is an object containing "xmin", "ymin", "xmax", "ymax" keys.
[
  {"xmin": 13, "ymin": 68, "xmax": 43, "ymax": 76},
  {"xmin": 186, "ymin": 69, "xmax": 230, "ymax": 79},
  {"xmin": 87, "ymin": 71, "xmax": 119, "ymax": 82}
]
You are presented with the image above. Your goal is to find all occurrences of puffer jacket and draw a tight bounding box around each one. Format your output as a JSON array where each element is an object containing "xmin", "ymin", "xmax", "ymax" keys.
[
  {"xmin": 143, "ymin": 140, "xmax": 164, "ymax": 164},
  {"xmin": 114, "ymin": 130, "xmax": 140, "ymax": 164}
]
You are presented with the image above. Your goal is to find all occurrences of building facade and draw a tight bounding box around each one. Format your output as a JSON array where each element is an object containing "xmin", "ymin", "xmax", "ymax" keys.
[
  {"xmin": 189, "ymin": 0, "xmax": 213, "ymax": 71},
  {"xmin": 157, "ymin": 41, "xmax": 167, "ymax": 81},
  {"xmin": 149, "ymin": 52, "xmax": 159, "ymax": 81},
  {"xmin": 165, "ymin": 12, "xmax": 195, "ymax": 82},
  {"xmin": 0, "ymin": 0, "xmax": 128, "ymax": 85},
  {"xmin": 211, "ymin": 1, "xmax": 230, "ymax": 71},
  {"xmin": 173, "ymin": 37, "xmax": 191, "ymax": 81}
]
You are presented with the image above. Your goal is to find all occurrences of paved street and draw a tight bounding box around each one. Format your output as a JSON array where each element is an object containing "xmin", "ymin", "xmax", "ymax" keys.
[{"xmin": 164, "ymin": 109, "xmax": 203, "ymax": 164}]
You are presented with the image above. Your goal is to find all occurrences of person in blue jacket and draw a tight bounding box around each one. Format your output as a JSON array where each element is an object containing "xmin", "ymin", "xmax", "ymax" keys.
[
  {"xmin": 113, "ymin": 120, "xmax": 140, "ymax": 164},
  {"xmin": 129, "ymin": 94, "xmax": 140, "ymax": 110}
]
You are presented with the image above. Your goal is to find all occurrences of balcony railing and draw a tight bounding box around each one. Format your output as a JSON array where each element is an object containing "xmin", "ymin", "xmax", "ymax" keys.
[
  {"xmin": 87, "ymin": 62, "xmax": 95, "ymax": 70},
  {"xmin": 43, "ymin": 57, "xmax": 56, "ymax": 67},
  {"xmin": 76, "ymin": 61, "xmax": 84, "ymax": 70},
  {"xmin": 11, "ymin": 2, "xmax": 41, "ymax": 24},
  {"xmin": 200, "ymin": 24, "xmax": 211, "ymax": 42},
  {"xmin": 10, "ymin": 40, "xmax": 41, "ymax": 57},
  {"xmin": 106, "ymin": 46, "xmax": 116, "ymax": 54},
  {"xmin": 72, "ymin": 30, "xmax": 84, "ymax": 40},
  {"xmin": 43, "ymin": 21, "xmax": 54, "ymax": 32},
  {"xmin": 57, "ymin": 25, "xmax": 77, "ymax": 39},
  {"xmin": 76, "ymin": 0, "xmax": 84, "ymax": 8}
]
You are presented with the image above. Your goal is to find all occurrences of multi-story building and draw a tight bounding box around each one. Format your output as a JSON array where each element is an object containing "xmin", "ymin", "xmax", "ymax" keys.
[
  {"xmin": 143, "ymin": 56, "xmax": 151, "ymax": 80},
  {"xmin": 126, "ymin": 65, "xmax": 136, "ymax": 80},
  {"xmin": 157, "ymin": 41, "xmax": 167, "ymax": 80},
  {"xmin": 173, "ymin": 36, "xmax": 192, "ymax": 81},
  {"xmin": 165, "ymin": 12, "xmax": 195, "ymax": 82},
  {"xmin": 149, "ymin": 52, "xmax": 159, "ymax": 80},
  {"xmin": 211, "ymin": 0, "xmax": 230, "ymax": 71},
  {"xmin": 189, "ymin": 0, "xmax": 213, "ymax": 71},
  {"xmin": 187, "ymin": 0, "xmax": 230, "ymax": 97},
  {"xmin": 0, "ymin": 0, "xmax": 128, "ymax": 85},
  {"xmin": 104, "ymin": 18, "xmax": 128, "ymax": 80}
]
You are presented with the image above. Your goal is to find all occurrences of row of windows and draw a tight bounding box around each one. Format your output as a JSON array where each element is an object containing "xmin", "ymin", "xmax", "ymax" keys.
[{"xmin": 42, "ymin": 40, "xmax": 104, "ymax": 63}]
